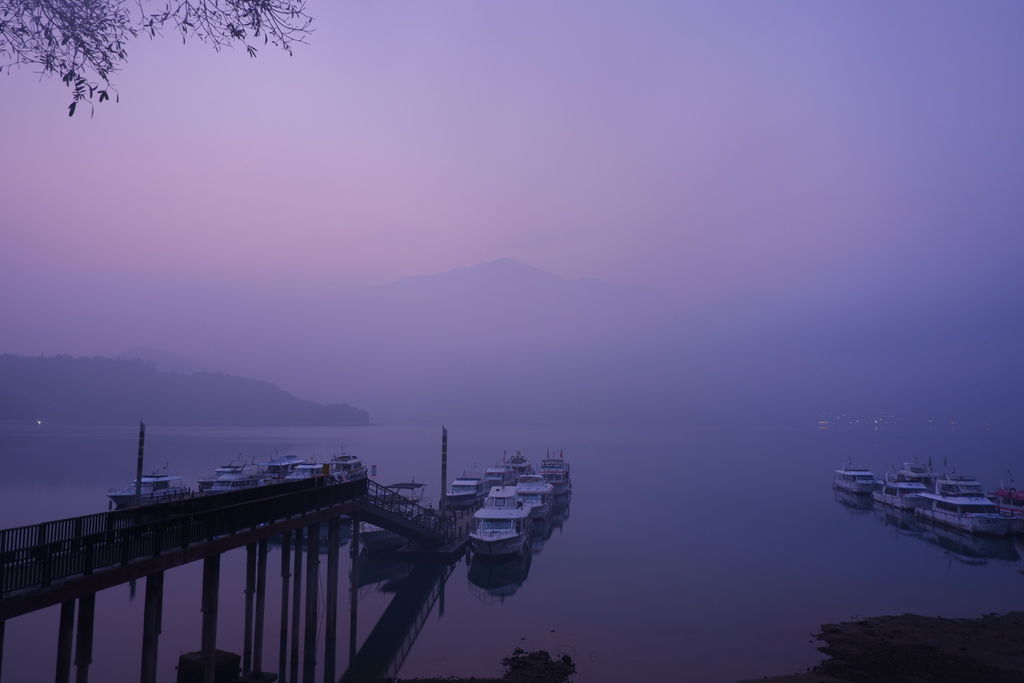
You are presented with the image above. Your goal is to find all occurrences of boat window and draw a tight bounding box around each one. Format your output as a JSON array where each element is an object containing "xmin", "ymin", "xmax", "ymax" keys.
[
  {"xmin": 937, "ymin": 501, "xmax": 956, "ymax": 512},
  {"xmin": 478, "ymin": 519, "xmax": 513, "ymax": 530}
]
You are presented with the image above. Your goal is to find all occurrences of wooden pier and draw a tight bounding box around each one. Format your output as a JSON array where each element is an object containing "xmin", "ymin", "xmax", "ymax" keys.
[{"xmin": 0, "ymin": 475, "xmax": 464, "ymax": 683}]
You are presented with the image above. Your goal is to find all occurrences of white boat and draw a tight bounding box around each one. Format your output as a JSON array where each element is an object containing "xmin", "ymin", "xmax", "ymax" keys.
[
  {"xmin": 507, "ymin": 451, "xmax": 533, "ymax": 477},
  {"xmin": 470, "ymin": 486, "xmax": 532, "ymax": 558},
  {"xmin": 893, "ymin": 461, "xmax": 938, "ymax": 490},
  {"xmin": 208, "ymin": 471, "xmax": 268, "ymax": 493},
  {"xmin": 361, "ymin": 482, "xmax": 427, "ymax": 552},
  {"xmin": 285, "ymin": 461, "xmax": 329, "ymax": 481},
  {"xmin": 446, "ymin": 473, "xmax": 486, "ymax": 508},
  {"xmin": 108, "ymin": 472, "xmax": 189, "ymax": 508},
  {"xmin": 539, "ymin": 457, "xmax": 571, "ymax": 495},
  {"xmin": 915, "ymin": 474, "xmax": 1013, "ymax": 536},
  {"xmin": 328, "ymin": 450, "xmax": 367, "ymax": 482},
  {"xmin": 833, "ymin": 465, "xmax": 879, "ymax": 494},
  {"xmin": 872, "ymin": 473, "xmax": 928, "ymax": 510},
  {"xmin": 257, "ymin": 454, "xmax": 305, "ymax": 482},
  {"xmin": 516, "ymin": 474, "xmax": 554, "ymax": 519},
  {"xmin": 483, "ymin": 464, "xmax": 517, "ymax": 489},
  {"xmin": 197, "ymin": 462, "xmax": 249, "ymax": 493}
]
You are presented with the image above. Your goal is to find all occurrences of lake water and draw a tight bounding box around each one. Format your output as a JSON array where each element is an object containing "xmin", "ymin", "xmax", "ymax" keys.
[{"xmin": 1, "ymin": 423, "xmax": 1023, "ymax": 682}]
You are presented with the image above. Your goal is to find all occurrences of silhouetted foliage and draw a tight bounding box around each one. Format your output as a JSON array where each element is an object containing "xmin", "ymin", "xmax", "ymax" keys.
[
  {"xmin": 0, "ymin": 0, "xmax": 312, "ymax": 115},
  {"xmin": 0, "ymin": 354, "xmax": 368, "ymax": 426}
]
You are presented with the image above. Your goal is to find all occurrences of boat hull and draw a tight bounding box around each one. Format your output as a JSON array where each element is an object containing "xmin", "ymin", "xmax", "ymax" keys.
[
  {"xmin": 834, "ymin": 481, "xmax": 877, "ymax": 495},
  {"xmin": 872, "ymin": 491, "xmax": 927, "ymax": 510},
  {"xmin": 470, "ymin": 534, "xmax": 529, "ymax": 558},
  {"xmin": 915, "ymin": 509, "xmax": 1013, "ymax": 536}
]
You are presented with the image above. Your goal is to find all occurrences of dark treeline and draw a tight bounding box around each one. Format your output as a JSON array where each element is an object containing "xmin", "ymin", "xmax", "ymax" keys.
[{"xmin": 0, "ymin": 354, "xmax": 369, "ymax": 426}]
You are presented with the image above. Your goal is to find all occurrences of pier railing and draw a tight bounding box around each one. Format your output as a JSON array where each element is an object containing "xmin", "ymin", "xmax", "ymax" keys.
[
  {"xmin": 0, "ymin": 478, "xmax": 368, "ymax": 596},
  {"xmin": 366, "ymin": 481, "xmax": 454, "ymax": 540}
]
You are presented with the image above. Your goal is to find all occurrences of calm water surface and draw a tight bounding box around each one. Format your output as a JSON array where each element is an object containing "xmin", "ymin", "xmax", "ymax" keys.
[{"xmin": 1, "ymin": 423, "xmax": 1022, "ymax": 682}]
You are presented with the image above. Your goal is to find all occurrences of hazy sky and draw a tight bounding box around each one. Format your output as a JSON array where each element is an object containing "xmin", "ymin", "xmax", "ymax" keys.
[
  {"xmin": 2, "ymin": 2, "xmax": 1023, "ymax": 422},
  {"xmin": 3, "ymin": 2, "xmax": 1022, "ymax": 293}
]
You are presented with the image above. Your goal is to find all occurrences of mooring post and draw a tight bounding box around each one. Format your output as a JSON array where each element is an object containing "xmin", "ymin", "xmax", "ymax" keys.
[
  {"xmin": 349, "ymin": 515, "xmax": 360, "ymax": 664},
  {"xmin": 55, "ymin": 600, "xmax": 76, "ymax": 683},
  {"xmin": 323, "ymin": 518, "xmax": 340, "ymax": 683},
  {"xmin": 134, "ymin": 421, "xmax": 146, "ymax": 508},
  {"xmin": 302, "ymin": 523, "xmax": 320, "ymax": 683},
  {"xmin": 201, "ymin": 555, "xmax": 221, "ymax": 683},
  {"xmin": 278, "ymin": 531, "xmax": 291, "ymax": 683},
  {"xmin": 73, "ymin": 593, "xmax": 95, "ymax": 683},
  {"xmin": 243, "ymin": 543, "xmax": 256, "ymax": 674},
  {"xmin": 289, "ymin": 527, "xmax": 303, "ymax": 683},
  {"xmin": 440, "ymin": 425, "xmax": 448, "ymax": 515},
  {"xmin": 140, "ymin": 571, "xmax": 164, "ymax": 683},
  {"xmin": 254, "ymin": 538, "xmax": 268, "ymax": 675}
]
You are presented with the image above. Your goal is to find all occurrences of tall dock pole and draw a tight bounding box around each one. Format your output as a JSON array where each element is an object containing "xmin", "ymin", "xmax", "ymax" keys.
[
  {"xmin": 440, "ymin": 426, "xmax": 448, "ymax": 515},
  {"xmin": 134, "ymin": 421, "xmax": 146, "ymax": 507}
]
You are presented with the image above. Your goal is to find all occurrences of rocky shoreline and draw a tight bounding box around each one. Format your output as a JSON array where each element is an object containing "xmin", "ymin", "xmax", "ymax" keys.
[
  {"xmin": 745, "ymin": 612, "xmax": 1024, "ymax": 683},
  {"xmin": 392, "ymin": 613, "xmax": 1024, "ymax": 683}
]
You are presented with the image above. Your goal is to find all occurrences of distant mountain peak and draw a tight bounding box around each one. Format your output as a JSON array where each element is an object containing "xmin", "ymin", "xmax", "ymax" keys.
[{"xmin": 382, "ymin": 258, "xmax": 563, "ymax": 291}]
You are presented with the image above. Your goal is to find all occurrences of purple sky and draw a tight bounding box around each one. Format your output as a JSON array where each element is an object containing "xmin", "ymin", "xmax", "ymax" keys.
[{"xmin": 2, "ymin": 2, "xmax": 1023, "ymax": 421}]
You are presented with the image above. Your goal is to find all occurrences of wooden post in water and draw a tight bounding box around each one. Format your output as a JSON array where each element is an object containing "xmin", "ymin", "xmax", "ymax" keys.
[
  {"xmin": 73, "ymin": 594, "xmax": 95, "ymax": 683},
  {"xmin": 55, "ymin": 600, "xmax": 75, "ymax": 683},
  {"xmin": 254, "ymin": 539, "xmax": 268, "ymax": 675},
  {"xmin": 323, "ymin": 518, "xmax": 340, "ymax": 683},
  {"xmin": 243, "ymin": 543, "xmax": 256, "ymax": 673},
  {"xmin": 289, "ymin": 528, "xmax": 303, "ymax": 683},
  {"xmin": 348, "ymin": 515, "xmax": 360, "ymax": 665},
  {"xmin": 140, "ymin": 571, "xmax": 164, "ymax": 683},
  {"xmin": 278, "ymin": 531, "xmax": 291, "ymax": 683},
  {"xmin": 302, "ymin": 523, "xmax": 320, "ymax": 683},
  {"xmin": 201, "ymin": 555, "xmax": 221, "ymax": 683},
  {"xmin": 134, "ymin": 421, "xmax": 146, "ymax": 508},
  {"xmin": 440, "ymin": 425, "xmax": 448, "ymax": 515}
]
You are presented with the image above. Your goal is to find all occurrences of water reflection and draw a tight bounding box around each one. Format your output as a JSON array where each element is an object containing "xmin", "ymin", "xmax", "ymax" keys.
[
  {"xmin": 833, "ymin": 488, "xmax": 873, "ymax": 512},
  {"xmin": 846, "ymin": 498, "xmax": 1022, "ymax": 566},
  {"xmin": 533, "ymin": 493, "xmax": 571, "ymax": 555},
  {"xmin": 468, "ymin": 550, "xmax": 534, "ymax": 604}
]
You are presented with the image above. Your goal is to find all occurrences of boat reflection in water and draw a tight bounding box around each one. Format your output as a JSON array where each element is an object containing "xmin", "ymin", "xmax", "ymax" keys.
[
  {"xmin": 532, "ymin": 493, "xmax": 571, "ymax": 554},
  {"xmin": 468, "ymin": 548, "xmax": 534, "ymax": 604},
  {"xmin": 468, "ymin": 493, "xmax": 570, "ymax": 602},
  {"xmin": 833, "ymin": 487, "xmax": 874, "ymax": 512},
  {"xmin": 875, "ymin": 507, "xmax": 1020, "ymax": 566}
]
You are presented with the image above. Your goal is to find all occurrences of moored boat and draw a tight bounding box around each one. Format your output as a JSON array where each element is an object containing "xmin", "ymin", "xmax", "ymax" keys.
[
  {"xmin": 989, "ymin": 486, "xmax": 1024, "ymax": 533},
  {"xmin": 872, "ymin": 473, "xmax": 928, "ymax": 510},
  {"xmin": 516, "ymin": 474, "xmax": 554, "ymax": 519},
  {"xmin": 833, "ymin": 465, "xmax": 880, "ymax": 494},
  {"xmin": 539, "ymin": 455, "xmax": 571, "ymax": 495},
  {"xmin": 447, "ymin": 472, "xmax": 486, "ymax": 509},
  {"xmin": 197, "ymin": 461, "xmax": 248, "ymax": 493},
  {"xmin": 108, "ymin": 472, "xmax": 189, "ymax": 508},
  {"xmin": 328, "ymin": 450, "xmax": 367, "ymax": 482},
  {"xmin": 207, "ymin": 471, "xmax": 268, "ymax": 493},
  {"xmin": 507, "ymin": 451, "xmax": 533, "ymax": 477},
  {"xmin": 257, "ymin": 454, "xmax": 304, "ymax": 482},
  {"xmin": 470, "ymin": 486, "xmax": 532, "ymax": 558},
  {"xmin": 915, "ymin": 473, "xmax": 1013, "ymax": 536}
]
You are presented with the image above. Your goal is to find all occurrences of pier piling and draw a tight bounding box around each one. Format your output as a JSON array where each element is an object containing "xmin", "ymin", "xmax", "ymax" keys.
[
  {"xmin": 302, "ymin": 524, "xmax": 319, "ymax": 683},
  {"xmin": 140, "ymin": 572, "xmax": 164, "ymax": 683},
  {"xmin": 201, "ymin": 555, "xmax": 221, "ymax": 683},
  {"xmin": 73, "ymin": 594, "xmax": 94, "ymax": 683},
  {"xmin": 323, "ymin": 518, "xmax": 340, "ymax": 683},
  {"xmin": 243, "ymin": 543, "xmax": 256, "ymax": 673},
  {"xmin": 349, "ymin": 515, "xmax": 360, "ymax": 664},
  {"xmin": 254, "ymin": 539, "xmax": 268, "ymax": 675},
  {"xmin": 289, "ymin": 528, "xmax": 303, "ymax": 683},
  {"xmin": 55, "ymin": 600, "xmax": 75, "ymax": 683},
  {"xmin": 278, "ymin": 532, "xmax": 291, "ymax": 683}
]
